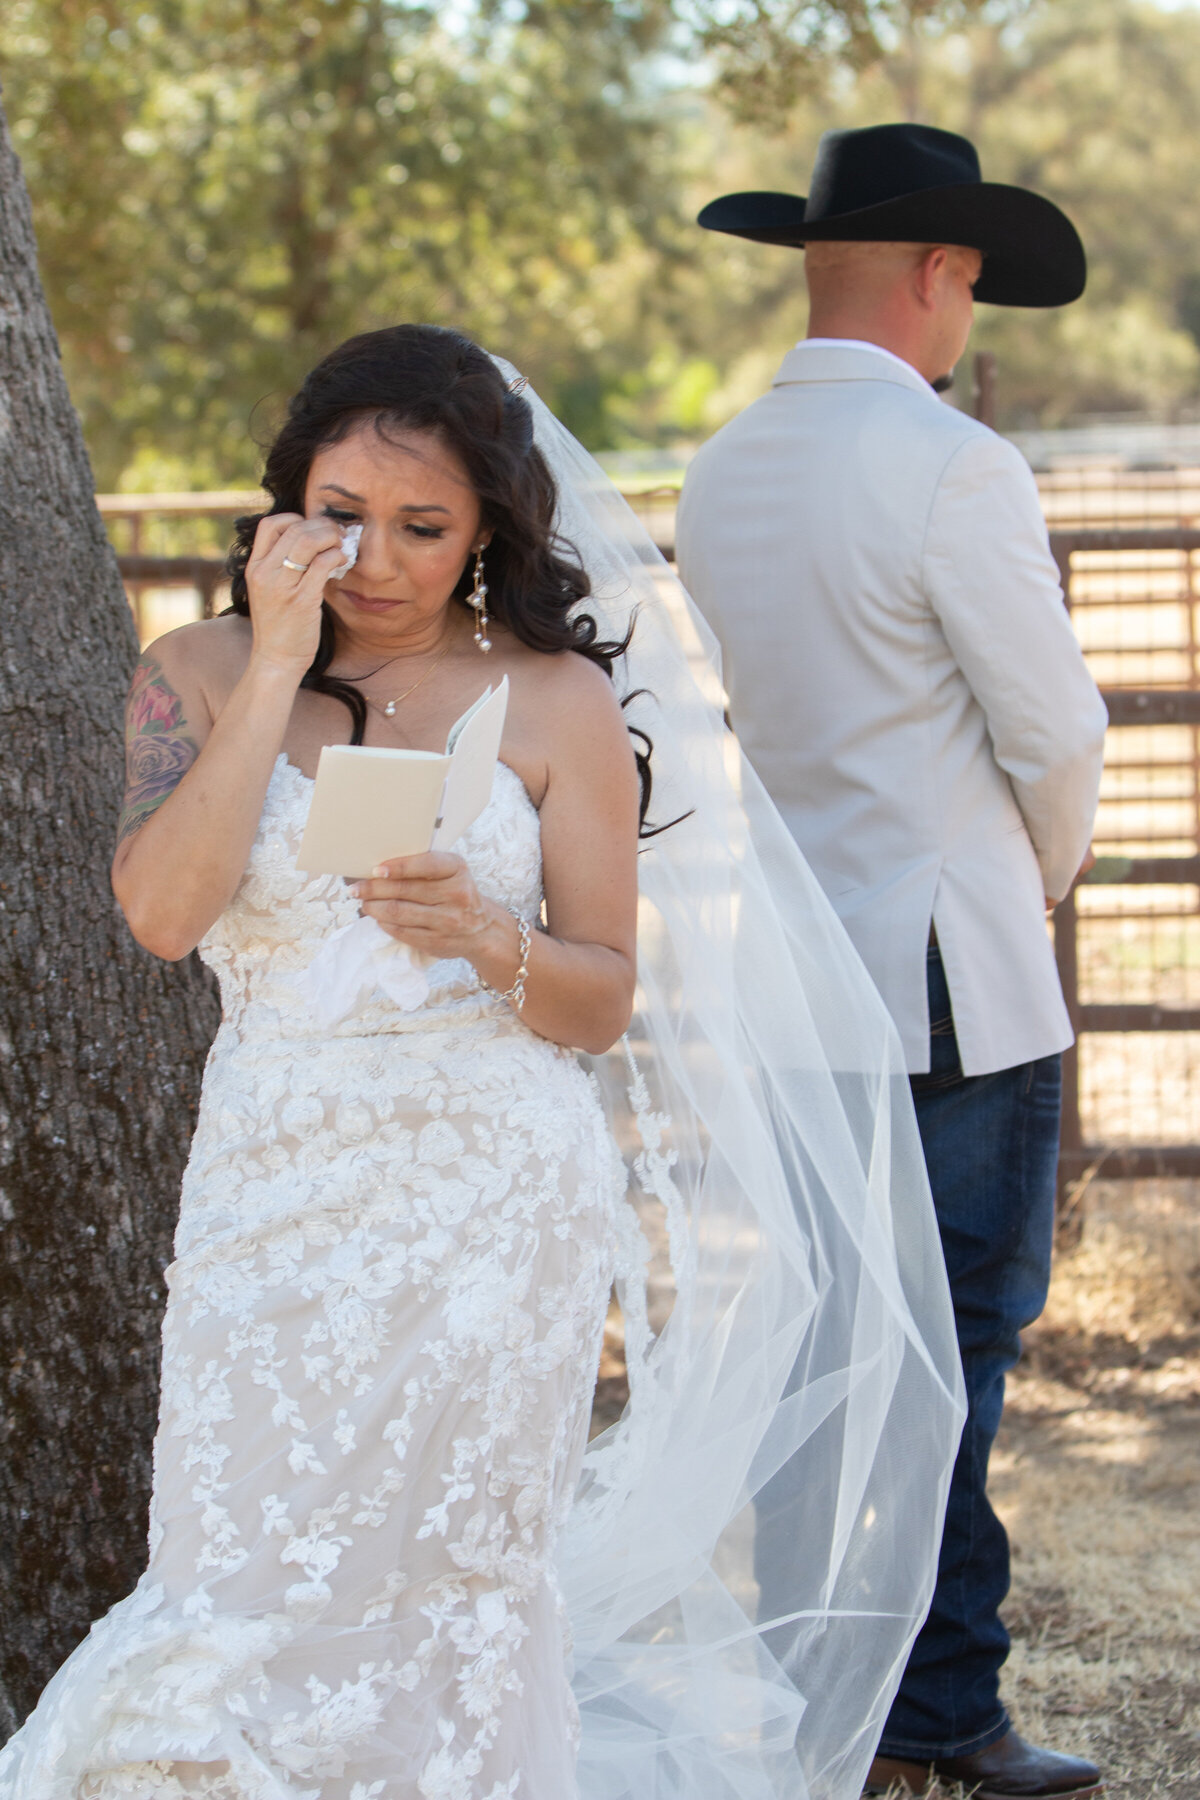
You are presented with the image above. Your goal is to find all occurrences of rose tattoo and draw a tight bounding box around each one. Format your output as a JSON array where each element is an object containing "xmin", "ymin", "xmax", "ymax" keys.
[{"xmin": 116, "ymin": 654, "xmax": 201, "ymax": 847}]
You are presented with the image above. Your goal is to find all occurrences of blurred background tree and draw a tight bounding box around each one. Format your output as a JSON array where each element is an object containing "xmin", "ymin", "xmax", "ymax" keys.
[
  {"xmin": 3, "ymin": 0, "xmax": 1200, "ymax": 482},
  {"xmin": 689, "ymin": 0, "xmax": 1200, "ymax": 429},
  {"xmin": 0, "ymin": 0, "xmax": 689, "ymax": 483}
]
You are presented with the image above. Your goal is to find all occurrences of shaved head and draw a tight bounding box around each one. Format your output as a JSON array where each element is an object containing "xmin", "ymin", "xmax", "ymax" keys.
[
  {"xmin": 805, "ymin": 240, "xmax": 980, "ymax": 301},
  {"xmin": 802, "ymin": 240, "xmax": 984, "ymax": 384}
]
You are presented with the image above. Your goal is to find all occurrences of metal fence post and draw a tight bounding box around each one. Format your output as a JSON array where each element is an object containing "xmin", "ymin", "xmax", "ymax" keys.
[
  {"xmin": 972, "ymin": 351, "xmax": 997, "ymax": 429},
  {"xmin": 1054, "ymin": 887, "xmax": 1084, "ymax": 1209}
]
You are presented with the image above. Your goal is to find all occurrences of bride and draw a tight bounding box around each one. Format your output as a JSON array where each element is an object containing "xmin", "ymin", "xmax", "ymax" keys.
[{"xmin": 0, "ymin": 326, "xmax": 963, "ymax": 1800}]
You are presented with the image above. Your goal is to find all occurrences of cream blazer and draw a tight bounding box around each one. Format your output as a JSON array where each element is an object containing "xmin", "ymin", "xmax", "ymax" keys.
[{"xmin": 676, "ymin": 343, "xmax": 1108, "ymax": 1077}]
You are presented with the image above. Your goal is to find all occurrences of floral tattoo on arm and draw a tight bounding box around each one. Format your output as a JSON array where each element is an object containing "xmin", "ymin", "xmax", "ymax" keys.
[{"xmin": 116, "ymin": 654, "xmax": 201, "ymax": 847}]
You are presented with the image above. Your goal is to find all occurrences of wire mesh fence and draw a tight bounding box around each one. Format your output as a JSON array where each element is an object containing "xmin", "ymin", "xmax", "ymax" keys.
[{"xmin": 1050, "ymin": 509, "xmax": 1200, "ymax": 1182}]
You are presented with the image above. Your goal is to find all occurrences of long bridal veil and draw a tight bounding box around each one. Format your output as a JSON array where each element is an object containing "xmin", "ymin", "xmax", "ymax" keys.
[{"xmin": 496, "ymin": 361, "xmax": 966, "ymax": 1800}]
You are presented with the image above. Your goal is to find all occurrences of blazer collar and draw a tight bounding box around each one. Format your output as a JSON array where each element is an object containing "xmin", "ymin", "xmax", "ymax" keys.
[{"xmin": 772, "ymin": 341, "xmax": 937, "ymax": 399}]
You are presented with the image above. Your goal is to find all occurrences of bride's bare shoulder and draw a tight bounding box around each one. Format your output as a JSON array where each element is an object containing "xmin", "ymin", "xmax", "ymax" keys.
[
  {"xmin": 515, "ymin": 640, "xmax": 625, "ymax": 716},
  {"xmin": 513, "ymin": 643, "xmax": 634, "ymax": 769},
  {"xmin": 139, "ymin": 613, "xmax": 252, "ymax": 693}
]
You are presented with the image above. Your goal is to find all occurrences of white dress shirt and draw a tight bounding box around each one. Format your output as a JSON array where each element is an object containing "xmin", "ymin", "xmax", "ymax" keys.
[
  {"xmin": 797, "ymin": 337, "xmax": 925, "ymax": 379},
  {"xmin": 676, "ymin": 341, "xmax": 1108, "ymax": 1076}
]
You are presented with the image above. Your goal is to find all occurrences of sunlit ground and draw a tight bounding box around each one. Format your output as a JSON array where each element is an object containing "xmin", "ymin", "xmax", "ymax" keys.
[
  {"xmin": 826, "ymin": 1179, "xmax": 1200, "ymax": 1799},
  {"xmin": 592, "ymin": 1180, "xmax": 1200, "ymax": 1798},
  {"xmin": 984, "ymin": 1180, "xmax": 1200, "ymax": 1799}
]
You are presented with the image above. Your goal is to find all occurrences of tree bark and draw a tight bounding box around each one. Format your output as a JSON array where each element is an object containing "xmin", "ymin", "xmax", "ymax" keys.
[{"xmin": 0, "ymin": 93, "xmax": 219, "ymax": 1733}]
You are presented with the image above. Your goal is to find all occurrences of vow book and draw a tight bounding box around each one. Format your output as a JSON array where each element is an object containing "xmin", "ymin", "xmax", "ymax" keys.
[{"xmin": 295, "ymin": 677, "xmax": 509, "ymax": 878}]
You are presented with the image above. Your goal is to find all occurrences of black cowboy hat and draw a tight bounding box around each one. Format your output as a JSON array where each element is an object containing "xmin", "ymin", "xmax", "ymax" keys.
[{"xmin": 698, "ymin": 123, "xmax": 1085, "ymax": 307}]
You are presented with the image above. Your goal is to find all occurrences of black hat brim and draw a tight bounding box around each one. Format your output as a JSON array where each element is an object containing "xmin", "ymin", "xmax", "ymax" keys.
[{"xmin": 697, "ymin": 184, "xmax": 1085, "ymax": 307}]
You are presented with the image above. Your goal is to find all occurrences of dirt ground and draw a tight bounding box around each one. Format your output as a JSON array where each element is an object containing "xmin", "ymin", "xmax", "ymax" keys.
[
  {"xmin": 874, "ymin": 1179, "xmax": 1200, "ymax": 1799},
  {"xmin": 592, "ymin": 1178, "xmax": 1200, "ymax": 1798},
  {"xmin": 978, "ymin": 1179, "xmax": 1200, "ymax": 1800}
]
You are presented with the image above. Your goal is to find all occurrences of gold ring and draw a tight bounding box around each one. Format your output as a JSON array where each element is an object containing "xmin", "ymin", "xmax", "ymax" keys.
[{"xmin": 281, "ymin": 556, "xmax": 309, "ymax": 573}]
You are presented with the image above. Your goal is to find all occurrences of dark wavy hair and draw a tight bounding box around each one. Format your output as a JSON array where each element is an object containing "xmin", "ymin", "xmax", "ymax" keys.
[{"xmin": 227, "ymin": 324, "xmax": 657, "ymax": 831}]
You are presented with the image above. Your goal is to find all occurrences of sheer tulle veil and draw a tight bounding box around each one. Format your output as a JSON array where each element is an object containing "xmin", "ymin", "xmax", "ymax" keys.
[{"xmin": 492, "ymin": 358, "xmax": 966, "ymax": 1800}]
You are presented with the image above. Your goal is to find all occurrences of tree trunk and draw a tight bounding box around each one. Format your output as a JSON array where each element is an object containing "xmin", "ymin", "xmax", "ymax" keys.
[{"xmin": 0, "ymin": 94, "xmax": 219, "ymax": 1733}]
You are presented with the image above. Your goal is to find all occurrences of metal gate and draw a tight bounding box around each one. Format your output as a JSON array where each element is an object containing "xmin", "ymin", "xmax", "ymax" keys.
[{"xmin": 1052, "ymin": 525, "xmax": 1200, "ymax": 1190}]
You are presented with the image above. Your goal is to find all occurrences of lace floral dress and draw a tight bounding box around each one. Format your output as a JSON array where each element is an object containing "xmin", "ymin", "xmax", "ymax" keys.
[{"xmin": 0, "ymin": 756, "xmax": 626, "ymax": 1800}]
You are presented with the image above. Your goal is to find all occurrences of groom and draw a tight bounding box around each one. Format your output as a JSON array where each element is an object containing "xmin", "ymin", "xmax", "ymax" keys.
[{"xmin": 677, "ymin": 125, "xmax": 1108, "ymax": 1798}]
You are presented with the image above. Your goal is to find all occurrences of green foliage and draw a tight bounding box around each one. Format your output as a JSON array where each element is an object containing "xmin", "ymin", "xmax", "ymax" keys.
[
  {"xmin": 683, "ymin": 0, "xmax": 1027, "ymax": 125},
  {"xmin": 6, "ymin": 0, "xmax": 1200, "ymax": 478},
  {"xmin": 1, "ymin": 0, "xmax": 685, "ymax": 484},
  {"xmin": 957, "ymin": 0, "xmax": 1200, "ymax": 421},
  {"xmin": 683, "ymin": 0, "xmax": 1200, "ymax": 427}
]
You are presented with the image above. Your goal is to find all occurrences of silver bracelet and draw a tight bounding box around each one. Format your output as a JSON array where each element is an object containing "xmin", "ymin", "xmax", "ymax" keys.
[{"xmin": 480, "ymin": 908, "xmax": 531, "ymax": 1013}]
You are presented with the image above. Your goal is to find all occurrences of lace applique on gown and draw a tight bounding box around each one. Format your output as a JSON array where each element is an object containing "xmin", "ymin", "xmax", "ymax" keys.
[{"xmin": 0, "ymin": 756, "xmax": 626, "ymax": 1800}]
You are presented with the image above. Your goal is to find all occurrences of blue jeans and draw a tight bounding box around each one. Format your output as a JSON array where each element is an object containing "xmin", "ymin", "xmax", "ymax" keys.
[{"xmin": 878, "ymin": 947, "xmax": 1062, "ymax": 1760}]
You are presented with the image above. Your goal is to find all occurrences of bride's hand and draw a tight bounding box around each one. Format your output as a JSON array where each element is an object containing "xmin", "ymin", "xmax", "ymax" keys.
[
  {"xmin": 353, "ymin": 852, "xmax": 506, "ymax": 963},
  {"xmin": 245, "ymin": 513, "xmax": 347, "ymax": 675}
]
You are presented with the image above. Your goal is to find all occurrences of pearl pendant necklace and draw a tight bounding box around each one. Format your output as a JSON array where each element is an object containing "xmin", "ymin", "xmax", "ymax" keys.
[{"xmin": 376, "ymin": 639, "xmax": 453, "ymax": 717}]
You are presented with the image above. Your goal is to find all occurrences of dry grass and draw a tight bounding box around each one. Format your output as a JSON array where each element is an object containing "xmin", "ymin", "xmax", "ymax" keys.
[
  {"xmin": 836, "ymin": 1178, "xmax": 1200, "ymax": 1798},
  {"xmin": 590, "ymin": 1179, "xmax": 1200, "ymax": 1797},
  {"xmin": 989, "ymin": 1180, "xmax": 1200, "ymax": 1798}
]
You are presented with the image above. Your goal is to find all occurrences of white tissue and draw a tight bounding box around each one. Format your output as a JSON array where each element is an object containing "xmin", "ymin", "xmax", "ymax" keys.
[
  {"xmin": 298, "ymin": 914, "xmax": 430, "ymax": 1028},
  {"xmin": 329, "ymin": 522, "xmax": 363, "ymax": 581}
]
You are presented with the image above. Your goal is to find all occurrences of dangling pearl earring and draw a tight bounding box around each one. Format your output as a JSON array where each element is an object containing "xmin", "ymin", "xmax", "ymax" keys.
[{"xmin": 469, "ymin": 547, "xmax": 491, "ymax": 653}]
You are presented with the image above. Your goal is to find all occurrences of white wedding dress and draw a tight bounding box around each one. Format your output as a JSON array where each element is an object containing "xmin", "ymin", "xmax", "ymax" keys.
[
  {"xmin": 0, "ymin": 375, "xmax": 967, "ymax": 1800},
  {"xmin": 0, "ymin": 754, "xmax": 626, "ymax": 1800}
]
